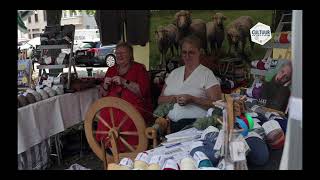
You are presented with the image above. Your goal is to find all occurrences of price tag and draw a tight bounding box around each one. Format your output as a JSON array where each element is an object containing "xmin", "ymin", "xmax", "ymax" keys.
[
  {"xmin": 213, "ymin": 130, "xmax": 224, "ymax": 150},
  {"xmin": 163, "ymin": 159, "xmax": 179, "ymax": 170},
  {"xmin": 193, "ymin": 151, "xmax": 209, "ymax": 167},
  {"xmin": 119, "ymin": 158, "xmax": 133, "ymax": 169},
  {"xmin": 135, "ymin": 152, "xmax": 150, "ymax": 164},
  {"xmin": 262, "ymin": 120, "xmax": 282, "ymax": 135},
  {"xmin": 149, "ymin": 155, "xmax": 165, "ymax": 168},
  {"xmin": 236, "ymin": 135, "xmax": 250, "ymax": 153},
  {"xmin": 229, "ymin": 141, "xmax": 246, "ymax": 162},
  {"xmin": 251, "ymin": 105, "xmax": 261, "ymax": 112}
]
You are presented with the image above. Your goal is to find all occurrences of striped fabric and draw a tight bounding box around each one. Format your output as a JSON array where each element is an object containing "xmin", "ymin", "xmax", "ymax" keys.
[{"xmin": 18, "ymin": 138, "xmax": 51, "ymax": 170}]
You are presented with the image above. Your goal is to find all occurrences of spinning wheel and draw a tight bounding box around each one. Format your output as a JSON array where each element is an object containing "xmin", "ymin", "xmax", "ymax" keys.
[{"xmin": 84, "ymin": 97, "xmax": 152, "ymax": 164}]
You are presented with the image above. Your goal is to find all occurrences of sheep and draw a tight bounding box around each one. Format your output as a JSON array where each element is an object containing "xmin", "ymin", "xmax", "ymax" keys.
[
  {"xmin": 206, "ymin": 13, "xmax": 227, "ymax": 56},
  {"xmin": 174, "ymin": 10, "xmax": 207, "ymax": 54},
  {"xmin": 226, "ymin": 16, "xmax": 254, "ymax": 55},
  {"xmin": 155, "ymin": 24, "xmax": 179, "ymax": 69}
]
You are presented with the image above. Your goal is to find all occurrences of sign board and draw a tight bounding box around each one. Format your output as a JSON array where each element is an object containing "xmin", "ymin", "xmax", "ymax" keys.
[
  {"xmin": 18, "ymin": 59, "xmax": 33, "ymax": 88},
  {"xmin": 250, "ymin": 22, "xmax": 272, "ymax": 45}
]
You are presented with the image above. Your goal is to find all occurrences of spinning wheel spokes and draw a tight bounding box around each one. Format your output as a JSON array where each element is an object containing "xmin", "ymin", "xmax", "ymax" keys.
[
  {"xmin": 96, "ymin": 113, "xmax": 112, "ymax": 130},
  {"xmin": 84, "ymin": 97, "xmax": 148, "ymax": 163},
  {"xmin": 117, "ymin": 115, "xmax": 129, "ymax": 129},
  {"xmin": 120, "ymin": 131, "xmax": 139, "ymax": 136},
  {"xmin": 119, "ymin": 136, "xmax": 135, "ymax": 152},
  {"xmin": 109, "ymin": 108, "xmax": 115, "ymax": 128}
]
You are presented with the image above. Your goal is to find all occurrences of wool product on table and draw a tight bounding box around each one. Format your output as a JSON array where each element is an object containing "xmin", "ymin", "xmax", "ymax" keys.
[
  {"xmin": 190, "ymin": 140, "xmax": 220, "ymax": 167},
  {"xmin": 163, "ymin": 159, "xmax": 179, "ymax": 170},
  {"xmin": 245, "ymin": 132, "xmax": 269, "ymax": 166},
  {"xmin": 147, "ymin": 155, "xmax": 165, "ymax": 170},
  {"xmin": 180, "ymin": 156, "xmax": 197, "ymax": 170},
  {"xmin": 262, "ymin": 120, "xmax": 285, "ymax": 150}
]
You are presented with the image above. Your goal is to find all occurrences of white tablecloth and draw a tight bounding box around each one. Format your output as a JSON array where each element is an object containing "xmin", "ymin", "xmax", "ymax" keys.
[{"xmin": 18, "ymin": 87, "xmax": 99, "ymax": 154}]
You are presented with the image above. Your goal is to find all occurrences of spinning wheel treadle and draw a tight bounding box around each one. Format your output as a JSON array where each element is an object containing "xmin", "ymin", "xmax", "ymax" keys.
[{"xmin": 84, "ymin": 97, "xmax": 148, "ymax": 163}]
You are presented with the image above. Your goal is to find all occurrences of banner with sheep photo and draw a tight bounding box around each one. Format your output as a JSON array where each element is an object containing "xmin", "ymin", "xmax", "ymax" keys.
[{"xmin": 150, "ymin": 10, "xmax": 276, "ymax": 93}]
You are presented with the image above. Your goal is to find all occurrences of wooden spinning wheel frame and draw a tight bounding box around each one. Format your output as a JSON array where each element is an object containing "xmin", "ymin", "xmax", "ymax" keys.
[{"xmin": 84, "ymin": 96, "xmax": 157, "ymax": 164}]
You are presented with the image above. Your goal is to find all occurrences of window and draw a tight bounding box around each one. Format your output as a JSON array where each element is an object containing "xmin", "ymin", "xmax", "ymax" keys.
[
  {"xmin": 28, "ymin": 17, "xmax": 31, "ymax": 23},
  {"xmin": 70, "ymin": 11, "xmax": 77, "ymax": 17},
  {"xmin": 63, "ymin": 10, "xmax": 67, "ymax": 18},
  {"xmin": 43, "ymin": 10, "xmax": 47, "ymax": 21},
  {"xmin": 34, "ymin": 14, "xmax": 38, "ymax": 22}
]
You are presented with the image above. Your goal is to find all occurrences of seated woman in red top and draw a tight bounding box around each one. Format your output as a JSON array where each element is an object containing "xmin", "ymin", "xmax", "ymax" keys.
[{"xmin": 96, "ymin": 42, "xmax": 153, "ymax": 153}]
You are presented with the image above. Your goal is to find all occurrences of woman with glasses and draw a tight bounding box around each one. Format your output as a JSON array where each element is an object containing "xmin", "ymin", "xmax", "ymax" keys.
[
  {"xmin": 96, "ymin": 42, "xmax": 153, "ymax": 153},
  {"xmin": 158, "ymin": 35, "xmax": 222, "ymax": 133}
]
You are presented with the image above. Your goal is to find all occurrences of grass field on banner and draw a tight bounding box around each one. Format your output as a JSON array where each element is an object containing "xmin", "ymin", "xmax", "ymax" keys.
[{"xmin": 149, "ymin": 10, "xmax": 273, "ymax": 69}]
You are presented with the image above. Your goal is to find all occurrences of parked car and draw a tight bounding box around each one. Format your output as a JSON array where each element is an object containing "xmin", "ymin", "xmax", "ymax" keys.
[
  {"xmin": 75, "ymin": 41, "xmax": 117, "ymax": 67},
  {"xmin": 96, "ymin": 44, "xmax": 117, "ymax": 67},
  {"xmin": 74, "ymin": 41, "xmax": 103, "ymax": 66}
]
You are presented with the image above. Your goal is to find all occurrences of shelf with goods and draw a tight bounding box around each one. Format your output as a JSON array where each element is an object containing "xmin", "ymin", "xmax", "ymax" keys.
[{"xmin": 37, "ymin": 25, "xmax": 77, "ymax": 90}]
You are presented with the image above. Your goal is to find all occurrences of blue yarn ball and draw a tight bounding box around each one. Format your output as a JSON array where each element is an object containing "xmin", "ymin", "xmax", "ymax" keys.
[{"xmin": 245, "ymin": 136, "xmax": 269, "ymax": 166}]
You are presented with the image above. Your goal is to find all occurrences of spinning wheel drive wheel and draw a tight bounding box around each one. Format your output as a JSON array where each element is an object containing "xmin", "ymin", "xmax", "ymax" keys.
[{"xmin": 84, "ymin": 97, "xmax": 148, "ymax": 163}]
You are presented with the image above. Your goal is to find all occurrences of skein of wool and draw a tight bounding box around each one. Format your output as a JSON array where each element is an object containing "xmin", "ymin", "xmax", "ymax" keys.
[
  {"xmin": 262, "ymin": 120, "xmax": 285, "ymax": 149},
  {"xmin": 147, "ymin": 155, "xmax": 165, "ymax": 170},
  {"xmin": 37, "ymin": 89, "xmax": 49, "ymax": 100},
  {"xmin": 163, "ymin": 159, "xmax": 180, "ymax": 170},
  {"xmin": 190, "ymin": 141, "xmax": 220, "ymax": 167},
  {"xmin": 134, "ymin": 152, "xmax": 150, "ymax": 170},
  {"xmin": 192, "ymin": 151, "xmax": 213, "ymax": 168},
  {"xmin": 25, "ymin": 93, "xmax": 36, "ymax": 104},
  {"xmin": 107, "ymin": 163, "xmax": 122, "ymax": 170},
  {"xmin": 119, "ymin": 158, "xmax": 134, "ymax": 170},
  {"xmin": 180, "ymin": 156, "xmax": 197, "ymax": 170},
  {"xmin": 18, "ymin": 95, "xmax": 29, "ymax": 107},
  {"xmin": 245, "ymin": 131, "xmax": 269, "ymax": 166}
]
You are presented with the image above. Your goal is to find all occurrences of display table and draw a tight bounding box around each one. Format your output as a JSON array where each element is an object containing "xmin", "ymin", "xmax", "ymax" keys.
[{"xmin": 18, "ymin": 87, "xmax": 99, "ymax": 155}]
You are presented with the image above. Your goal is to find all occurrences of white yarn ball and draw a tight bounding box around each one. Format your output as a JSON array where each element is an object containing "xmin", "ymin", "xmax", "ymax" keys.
[{"xmin": 180, "ymin": 157, "xmax": 197, "ymax": 170}]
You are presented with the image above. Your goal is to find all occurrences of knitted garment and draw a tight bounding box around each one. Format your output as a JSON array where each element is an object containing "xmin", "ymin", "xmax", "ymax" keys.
[{"xmin": 192, "ymin": 108, "xmax": 223, "ymax": 130}]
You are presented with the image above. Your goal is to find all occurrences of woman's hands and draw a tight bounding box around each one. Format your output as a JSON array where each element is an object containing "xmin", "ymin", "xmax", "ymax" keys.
[{"xmin": 176, "ymin": 94, "xmax": 193, "ymax": 106}]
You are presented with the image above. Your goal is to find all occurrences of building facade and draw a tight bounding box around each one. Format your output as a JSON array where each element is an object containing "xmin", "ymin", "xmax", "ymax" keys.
[{"xmin": 25, "ymin": 10, "xmax": 97, "ymax": 39}]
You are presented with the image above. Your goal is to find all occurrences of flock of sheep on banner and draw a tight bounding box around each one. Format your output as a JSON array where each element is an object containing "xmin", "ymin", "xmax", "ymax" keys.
[{"xmin": 155, "ymin": 10, "xmax": 255, "ymax": 68}]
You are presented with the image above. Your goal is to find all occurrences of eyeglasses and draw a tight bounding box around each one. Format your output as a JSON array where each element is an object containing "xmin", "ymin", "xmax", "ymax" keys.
[{"xmin": 181, "ymin": 50, "xmax": 197, "ymax": 57}]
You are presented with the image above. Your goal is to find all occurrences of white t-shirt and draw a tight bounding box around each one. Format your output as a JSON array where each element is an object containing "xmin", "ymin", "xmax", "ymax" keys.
[{"xmin": 164, "ymin": 64, "xmax": 220, "ymax": 122}]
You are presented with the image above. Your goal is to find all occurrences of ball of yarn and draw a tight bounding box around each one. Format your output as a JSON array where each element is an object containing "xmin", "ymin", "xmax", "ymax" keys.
[
  {"xmin": 31, "ymin": 91, "xmax": 42, "ymax": 101},
  {"xmin": 192, "ymin": 151, "xmax": 214, "ymax": 168},
  {"xmin": 245, "ymin": 134, "xmax": 269, "ymax": 166},
  {"xmin": 266, "ymin": 129, "xmax": 285, "ymax": 149},
  {"xmin": 25, "ymin": 93, "xmax": 36, "ymax": 104},
  {"xmin": 37, "ymin": 89, "xmax": 49, "ymax": 100},
  {"xmin": 147, "ymin": 163, "xmax": 161, "ymax": 170},
  {"xmin": 190, "ymin": 141, "xmax": 220, "ymax": 167},
  {"xmin": 269, "ymin": 132, "xmax": 285, "ymax": 149},
  {"xmin": 163, "ymin": 159, "xmax": 179, "ymax": 170},
  {"xmin": 107, "ymin": 163, "xmax": 122, "ymax": 170},
  {"xmin": 262, "ymin": 120, "xmax": 285, "ymax": 149},
  {"xmin": 134, "ymin": 160, "xmax": 148, "ymax": 170},
  {"xmin": 18, "ymin": 95, "xmax": 29, "ymax": 107},
  {"xmin": 119, "ymin": 157, "xmax": 134, "ymax": 170},
  {"xmin": 236, "ymin": 117, "xmax": 249, "ymax": 137},
  {"xmin": 147, "ymin": 155, "xmax": 164, "ymax": 170},
  {"xmin": 252, "ymin": 85, "xmax": 263, "ymax": 99},
  {"xmin": 180, "ymin": 156, "xmax": 196, "ymax": 170}
]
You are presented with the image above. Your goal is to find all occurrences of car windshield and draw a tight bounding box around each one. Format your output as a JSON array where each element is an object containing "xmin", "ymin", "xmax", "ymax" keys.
[{"xmin": 80, "ymin": 42, "xmax": 95, "ymax": 48}]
